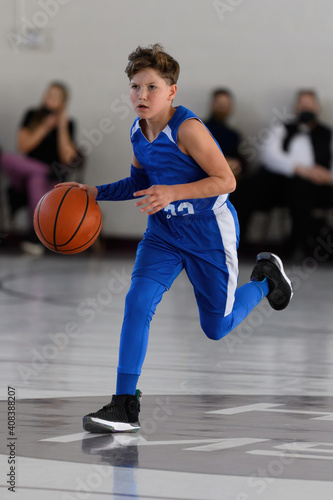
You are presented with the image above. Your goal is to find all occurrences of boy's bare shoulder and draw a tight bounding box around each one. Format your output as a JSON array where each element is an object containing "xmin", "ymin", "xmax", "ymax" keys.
[
  {"xmin": 178, "ymin": 118, "xmax": 208, "ymax": 137},
  {"xmin": 177, "ymin": 118, "xmax": 215, "ymax": 156},
  {"xmin": 178, "ymin": 117, "xmax": 211, "ymax": 142}
]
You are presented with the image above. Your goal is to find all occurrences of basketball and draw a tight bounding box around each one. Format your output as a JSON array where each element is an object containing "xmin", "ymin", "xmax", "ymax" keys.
[{"xmin": 33, "ymin": 186, "xmax": 102, "ymax": 254}]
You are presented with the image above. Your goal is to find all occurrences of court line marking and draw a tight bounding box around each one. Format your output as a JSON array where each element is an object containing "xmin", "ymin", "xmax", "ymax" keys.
[
  {"xmin": 40, "ymin": 433, "xmax": 270, "ymax": 453},
  {"xmin": 247, "ymin": 450, "xmax": 333, "ymax": 461},
  {"xmin": 207, "ymin": 402, "xmax": 333, "ymax": 420},
  {"xmin": 41, "ymin": 432, "xmax": 225, "ymax": 445}
]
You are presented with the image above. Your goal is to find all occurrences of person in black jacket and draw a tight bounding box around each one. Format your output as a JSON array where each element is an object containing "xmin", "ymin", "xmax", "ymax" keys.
[{"xmin": 204, "ymin": 89, "xmax": 247, "ymax": 180}]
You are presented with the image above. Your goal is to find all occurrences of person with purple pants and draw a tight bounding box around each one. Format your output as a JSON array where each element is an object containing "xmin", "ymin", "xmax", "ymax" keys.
[{"xmin": 1, "ymin": 82, "xmax": 80, "ymax": 254}]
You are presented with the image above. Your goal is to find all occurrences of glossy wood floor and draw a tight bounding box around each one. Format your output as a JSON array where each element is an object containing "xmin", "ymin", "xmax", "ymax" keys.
[{"xmin": 0, "ymin": 252, "xmax": 333, "ymax": 500}]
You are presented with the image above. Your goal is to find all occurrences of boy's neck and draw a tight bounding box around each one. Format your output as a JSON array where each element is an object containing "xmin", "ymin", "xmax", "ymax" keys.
[{"xmin": 141, "ymin": 105, "xmax": 176, "ymax": 141}]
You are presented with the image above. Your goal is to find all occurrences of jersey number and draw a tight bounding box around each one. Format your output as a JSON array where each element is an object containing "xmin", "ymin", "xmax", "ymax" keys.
[{"xmin": 164, "ymin": 202, "xmax": 194, "ymax": 216}]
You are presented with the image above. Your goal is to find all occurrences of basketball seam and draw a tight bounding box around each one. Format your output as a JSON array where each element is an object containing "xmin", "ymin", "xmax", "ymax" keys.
[
  {"xmin": 56, "ymin": 214, "xmax": 102, "ymax": 253},
  {"xmin": 36, "ymin": 190, "xmax": 53, "ymax": 247},
  {"xmin": 53, "ymin": 187, "xmax": 75, "ymax": 252},
  {"xmin": 54, "ymin": 190, "xmax": 90, "ymax": 248}
]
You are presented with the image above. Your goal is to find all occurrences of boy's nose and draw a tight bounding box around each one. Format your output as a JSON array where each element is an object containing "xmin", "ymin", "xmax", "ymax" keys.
[{"xmin": 140, "ymin": 89, "xmax": 148, "ymax": 100}]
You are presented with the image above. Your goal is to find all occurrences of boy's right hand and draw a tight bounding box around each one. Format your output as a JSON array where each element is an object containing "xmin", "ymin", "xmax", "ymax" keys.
[{"xmin": 54, "ymin": 182, "xmax": 98, "ymax": 199}]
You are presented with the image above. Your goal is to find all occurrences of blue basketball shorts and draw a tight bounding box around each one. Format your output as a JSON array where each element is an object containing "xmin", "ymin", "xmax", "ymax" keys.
[{"xmin": 132, "ymin": 199, "xmax": 240, "ymax": 317}]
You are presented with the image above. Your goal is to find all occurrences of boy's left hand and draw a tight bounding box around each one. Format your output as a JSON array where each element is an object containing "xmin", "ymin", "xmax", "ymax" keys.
[{"xmin": 134, "ymin": 185, "xmax": 175, "ymax": 215}]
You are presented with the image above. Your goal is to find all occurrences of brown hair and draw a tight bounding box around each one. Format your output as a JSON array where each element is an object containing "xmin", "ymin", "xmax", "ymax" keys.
[
  {"xmin": 125, "ymin": 43, "xmax": 180, "ymax": 85},
  {"xmin": 212, "ymin": 88, "xmax": 234, "ymax": 100},
  {"xmin": 48, "ymin": 81, "xmax": 69, "ymax": 103},
  {"xmin": 296, "ymin": 89, "xmax": 319, "ymax": 106}
]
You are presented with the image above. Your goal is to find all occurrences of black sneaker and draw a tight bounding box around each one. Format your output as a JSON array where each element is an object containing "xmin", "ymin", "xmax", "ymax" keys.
[
  {"xmin": 82, "ymin": 390, "xmax": 142, "ymax": 433},
  {"xmin": 250, "ymin": 252, "xmax": 293, "ymax": 310}
]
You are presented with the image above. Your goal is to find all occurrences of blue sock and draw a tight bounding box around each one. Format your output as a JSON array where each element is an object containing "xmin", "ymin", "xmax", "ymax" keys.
[
  {"xmin": 250, "ymin": 277, "xmax": 269, "ymax": 298},
  {"xmin": 116, "ymin": 373, "xmax": 139, "ymax": 395}
]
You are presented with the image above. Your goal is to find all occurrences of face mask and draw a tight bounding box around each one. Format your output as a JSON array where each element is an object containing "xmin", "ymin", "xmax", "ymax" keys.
[{"xmin": 298, "ymin": 111, "xmax": 317, "ymax": 124}]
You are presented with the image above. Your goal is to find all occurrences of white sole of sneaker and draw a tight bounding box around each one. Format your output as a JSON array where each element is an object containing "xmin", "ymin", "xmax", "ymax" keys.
[
  {"xmin": 85, "ymin": 417, "xmax": 140, "ymax": 433},
  {"xmin": 270, "ymin": 253, "xmax": 294, "ymax": 301}
]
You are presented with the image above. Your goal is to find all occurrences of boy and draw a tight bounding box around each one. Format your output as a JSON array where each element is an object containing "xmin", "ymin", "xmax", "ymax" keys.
[{"xmin": 58, "ymin": 44, "xmax": 293, "ymax": 433}]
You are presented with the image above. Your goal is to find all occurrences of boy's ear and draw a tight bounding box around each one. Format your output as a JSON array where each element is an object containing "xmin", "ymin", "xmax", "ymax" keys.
[{"xmin": 168, "ymin": 84, "xmax": 177, "ymax": 101}]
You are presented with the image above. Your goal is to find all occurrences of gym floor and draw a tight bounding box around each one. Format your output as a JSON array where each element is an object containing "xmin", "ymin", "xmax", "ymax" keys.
[{"xmin": 0, "ymin": 252, "xmax": 333, "ymax": 500}]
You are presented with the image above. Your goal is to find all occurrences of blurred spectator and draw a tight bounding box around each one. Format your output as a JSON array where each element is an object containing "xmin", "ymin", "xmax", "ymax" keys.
[
  {"xmin": 232, "ymin": 90, "xmax": 333, "ymax": 258},
  {"xmin": 204, "ymin": 88, "xmax": 247, "ymax": 179},
  {"xmin": 0, "ymin": 81, "xmax": 82, "ymax": 254}
]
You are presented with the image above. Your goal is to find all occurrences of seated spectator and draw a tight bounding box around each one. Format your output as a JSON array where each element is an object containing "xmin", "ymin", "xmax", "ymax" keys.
[
  {"xmin": 231, "ymin": 90, "xmax": 333, "ymax": 258},
  {"xmin": 204, "ymin": 88, "xmax": 247, "ymax": 179},
  {"xmin": 1, "ymin": 81, "xmax": 82, "ymax": 254}
]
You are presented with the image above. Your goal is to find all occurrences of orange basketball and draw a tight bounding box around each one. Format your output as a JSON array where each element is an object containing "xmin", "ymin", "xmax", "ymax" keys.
[{"xmin": 33, "ymin": 186, "xmax": 102, "ymax": 254}]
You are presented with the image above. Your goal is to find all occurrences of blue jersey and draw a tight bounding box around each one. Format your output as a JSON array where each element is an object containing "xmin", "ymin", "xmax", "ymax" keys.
[{"xmin": 130, "ymin": 105, "xmax": 228, "ymax": 217}]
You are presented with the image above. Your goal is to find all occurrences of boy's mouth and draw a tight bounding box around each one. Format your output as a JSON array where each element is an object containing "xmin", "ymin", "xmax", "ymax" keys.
[{"xmin": 138, "ymin": 104, "xmax": 148, "ymax": 109}]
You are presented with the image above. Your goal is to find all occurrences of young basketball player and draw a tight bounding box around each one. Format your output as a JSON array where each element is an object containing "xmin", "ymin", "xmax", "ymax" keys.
[{"xmin": 57, "ymin": 44, "xmax": 293, "ymax": 433}]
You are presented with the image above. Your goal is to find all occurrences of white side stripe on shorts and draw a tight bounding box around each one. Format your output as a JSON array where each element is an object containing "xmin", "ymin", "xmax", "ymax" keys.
[{"xmin": 214, "ymin": 205, "xmax": 239, "ymax": 317}]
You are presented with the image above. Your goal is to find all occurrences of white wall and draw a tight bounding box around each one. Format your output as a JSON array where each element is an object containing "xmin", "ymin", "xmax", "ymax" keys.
[{"xmin": 1, "ymin": 0, "xmax": 333, "ymax": 237}]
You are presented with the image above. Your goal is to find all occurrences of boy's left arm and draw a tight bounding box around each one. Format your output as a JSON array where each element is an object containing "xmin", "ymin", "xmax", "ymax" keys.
[{"xmin": 134, "ymin": 119, "xmax": 236, "ymax": 215}]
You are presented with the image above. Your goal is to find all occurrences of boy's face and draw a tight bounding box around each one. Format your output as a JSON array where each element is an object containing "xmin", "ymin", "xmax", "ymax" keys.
[{"xmin": 130, "ymin": 68, "xmax": 177, "ymax": 119}]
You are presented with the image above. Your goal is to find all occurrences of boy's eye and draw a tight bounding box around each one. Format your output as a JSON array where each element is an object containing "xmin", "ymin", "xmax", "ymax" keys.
[
  {"xmin": 149, "ymin": 85, "xmax": 156, "ymax": 90},
  {"xmin": 131, "ymin": 84, "xmax": 139, "ymax": 89}
]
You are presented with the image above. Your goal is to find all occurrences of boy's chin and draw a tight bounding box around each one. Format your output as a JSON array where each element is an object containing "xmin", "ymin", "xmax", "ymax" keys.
[{"xmin": 137, "ymin": 109, "xmax": 152, "ymax": 118}]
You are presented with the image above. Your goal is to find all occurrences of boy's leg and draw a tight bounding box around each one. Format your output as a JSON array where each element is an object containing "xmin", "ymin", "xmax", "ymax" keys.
[
  {"xmin": 182, "ymin": 203, "xmax": 292, "ymax": 341},
  {"xmin": 188, "ymin": 253, "xmax": 292, "ymax": 341},
  {"xmin": 197, "ymin": 279, "xmax": 269, "ymax": 341},
  {"xmin": 83, "ymin": 235, "xmax": 183, "ymax": 433},
  {"xmin": 117, "ymin": 236, "xmax": 183, "ymax": 392},
  {"xmin": 184, "ymin": 245, "xmax": 268, "ymax": 340},
  {"xmin": 116, "ymin": 276, "xmax": 168, "ymax": 395}
]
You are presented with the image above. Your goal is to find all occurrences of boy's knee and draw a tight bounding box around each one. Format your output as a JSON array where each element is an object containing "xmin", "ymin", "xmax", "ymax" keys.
[
  {"xmin": 200, "ymin": 314, "xmax": 232, "ymax": 341},
  {"xmin": 204, "ymin": 330, "xmax": 222, "ymax": 341},
  {"xmin": 124, "ymin": 277, "xmax": 164, "ymax": 318},
  {"xmin": 125, "ymin": 286, "xmax": 146, "ymax": 315}
]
